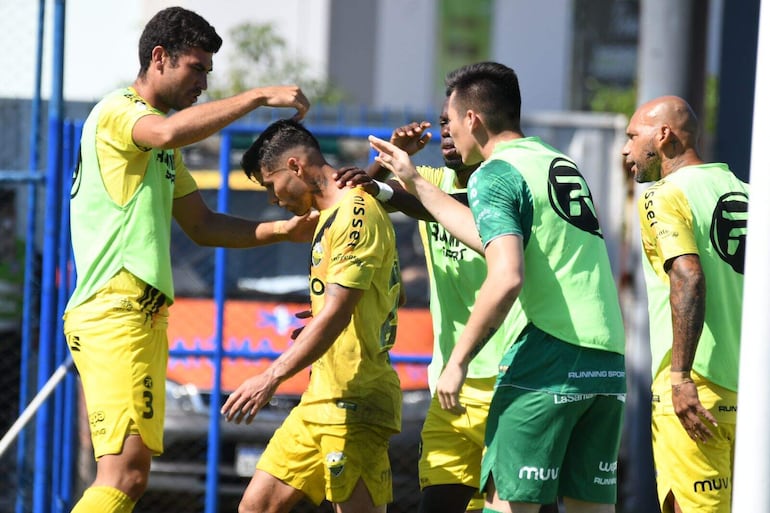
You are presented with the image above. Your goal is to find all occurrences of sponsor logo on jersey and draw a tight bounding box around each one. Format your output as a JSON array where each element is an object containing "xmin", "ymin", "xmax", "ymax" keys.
[
  {"xmin": 693, "ymin": 477, "xmax": 730, "ymax": 493},
  {"xmin": 710, "ymin": 191, "xmax": 748, "ymax": 274},
  {"xmin": 547, "ymin": 157, "xmax": 603, "ymax": 238}
]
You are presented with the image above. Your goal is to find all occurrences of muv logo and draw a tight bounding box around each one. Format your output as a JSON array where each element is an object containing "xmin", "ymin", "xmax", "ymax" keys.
[{"xmin": 518, "ymin": 466, "xmax": 559, "ymax": 480}]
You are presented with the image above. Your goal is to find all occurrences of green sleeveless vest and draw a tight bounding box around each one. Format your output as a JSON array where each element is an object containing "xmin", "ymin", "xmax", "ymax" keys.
[
  {"xmin": 644, "ymin": 163, "xmax": 747, "ymax": 390},
  {"xmin": 481, "ymin": 137, "xmax": 625, "ymax": 354},
  {"xmin": 66, "ymin": 89, "xmax": 177, "ymax": 310}
]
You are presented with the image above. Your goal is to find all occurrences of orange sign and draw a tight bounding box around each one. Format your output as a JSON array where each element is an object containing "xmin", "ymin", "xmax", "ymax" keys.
[{"xmin": 167, "ymin": 298, "xmax": 434, "ymax": 394}]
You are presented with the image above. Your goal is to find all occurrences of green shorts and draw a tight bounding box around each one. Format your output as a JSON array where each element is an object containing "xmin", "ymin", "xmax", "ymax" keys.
[
  {"xmin": 482, "ymin": 388, "xmax": 624, "ymax": 504},
  {"xmin": 481, "ymin": 325, "xmax": 625, "ymax": 504}
]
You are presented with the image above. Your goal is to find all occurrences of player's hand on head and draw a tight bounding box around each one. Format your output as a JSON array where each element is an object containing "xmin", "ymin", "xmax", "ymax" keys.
[
  {"xmin": 257, "ymin": 85, "xmax": 310, "ymax": 120},
  {"xmin": 390, "ymin": 121, "xmax": 432, "ymax": 155},
  {"xmin": 435, "ymin": 362, "xmax": 467, "ymax": 415},
  {"xmin": 671, "ymin": 381, "xmax": 718, "ymax": 443},
  {"xmin": 333, "ymin": 167, "xmax": 378, "ymax": 195},
  {"xmin": 284, "ymin": 210, "xmax": 319, "ymax": 243},
  {"xmin": 368, "ymin": 136, "xmax": 419, "ymax": 193}
]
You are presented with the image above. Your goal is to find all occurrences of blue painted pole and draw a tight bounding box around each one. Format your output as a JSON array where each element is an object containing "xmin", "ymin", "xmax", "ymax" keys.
[
  {"xmin": 16, "ymin": 1, "xmax": 46, "ymax": 512},
  {"xmin": 51, "ymin": 120, "xmax": 75, "ymax": 513},
  {"xmin": 33, "ymin": 1, "xmax": 66, "ymax": 512},
  {"xmin": 204, "ymin": 131, "xmax": 233, "ymax": 513},
  {"xmin": 58, "ymin": 121, "xmax": 81, "ymax": 512}
]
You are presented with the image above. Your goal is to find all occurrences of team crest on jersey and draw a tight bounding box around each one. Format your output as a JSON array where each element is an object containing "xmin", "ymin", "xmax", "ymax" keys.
[
  {"xmin": 547, "ymin": 157, "xmax": 603, "ymax": 238},
  {"xmin": 311, "ymin": 241, "xmax": 324, "ymax": 267},
  {"xmin": 710, "ymin": 191, "xmax": 748, "ymax": 274}
]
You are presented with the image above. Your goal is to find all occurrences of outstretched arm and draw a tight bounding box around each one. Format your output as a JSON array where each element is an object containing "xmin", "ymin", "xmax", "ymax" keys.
[
  {"xmin": 173, "ymin": 190, "xmax": 318, "ymax": 247},
  {"xmin": 667, "ymin": 253, "xmax": 717, "ymax": 442},
  {"xmin": 221, "ymin": 283, "xmax": 363, "ymax": 424},
  {"xmin": 333, "ymin": 167, "xmax": 435, "ymax": 221},
  {"xmin": 369, "ymin": 135, "xmax": 483, "ymax": 253},
  {"xmin": 133, "ymin": 85, "xmax": 310, "ymax": 149}
]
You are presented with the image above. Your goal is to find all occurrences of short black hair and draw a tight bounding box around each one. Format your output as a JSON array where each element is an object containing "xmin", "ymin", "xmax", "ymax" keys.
[
  {"xmin": 138, "ymin": 7, "xmax": 222, "ymax": 76},
  {"xmin": 241, "ymin": 119, "xmax": 324, "ymax": 182},
  {"xmin": 445, "ymin": 61, "xmax": 522, "ymax": 133}
]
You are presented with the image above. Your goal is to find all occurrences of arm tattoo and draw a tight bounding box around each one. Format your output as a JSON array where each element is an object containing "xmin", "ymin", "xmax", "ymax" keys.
[{"xmin": 668, "ymin": 256, "xmax": 705, "ymax": 371}]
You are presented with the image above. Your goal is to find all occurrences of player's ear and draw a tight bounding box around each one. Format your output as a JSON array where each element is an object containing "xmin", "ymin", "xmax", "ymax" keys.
[
  {"xmin": 657, "ymin": 125, "xmax": 677, "ymax": 152},
  {"xmin": 151, "ymin": 46, "xmax": 167, "ymax": 70},
  {"xmin": 467, "ymin": 110, "xmax": 481, "ymax": 131},
  {"xmin": 287, "ymin": 157, "xmax": 303, "ymax": 177}
]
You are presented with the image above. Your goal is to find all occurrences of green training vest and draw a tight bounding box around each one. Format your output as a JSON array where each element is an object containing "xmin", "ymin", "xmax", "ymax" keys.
[{"xmin": 66, "ymin": 89, "xmax": 177, "ymax": 310}]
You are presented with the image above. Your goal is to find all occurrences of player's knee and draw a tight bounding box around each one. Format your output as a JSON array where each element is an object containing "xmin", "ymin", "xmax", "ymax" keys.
[
  {"xmin": 238, "ymin": 494, "xmax": 270, "ymax": 513},
  {"xmin": 120, "ymin": 467, "xmax": 150, "ymax": 500}
]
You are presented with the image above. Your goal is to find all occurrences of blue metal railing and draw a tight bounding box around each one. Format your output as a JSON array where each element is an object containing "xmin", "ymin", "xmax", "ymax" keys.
[{"xmin": 30, "ymin": 121, "xmax": 432, "ymax": 513}]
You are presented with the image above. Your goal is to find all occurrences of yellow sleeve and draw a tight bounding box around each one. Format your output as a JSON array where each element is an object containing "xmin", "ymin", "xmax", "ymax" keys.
[
  {"xmin": 638, "ymin": 180, "xmax": 698, "ymax": 277},
  {"xmin": 326, "ymin": 191, "xmax": 390, "ymax": 290},
  {"xmin": 95, "ymin": 94, "xmax": 158, "ymax": 204}
]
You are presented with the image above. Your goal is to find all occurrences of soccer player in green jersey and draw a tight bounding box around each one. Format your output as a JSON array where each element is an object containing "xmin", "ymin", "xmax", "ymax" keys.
[
  {"xmin": 64, "ymin": 8, "xmax": 315, "ymax": 513},
  {"xmin": 225, "ymin": 119, "xmax": 403, "ymax": 513},
  {"xmin": 623, "ymin": 95, "xmax": 747, "ymax": 513},
  {"xmin": 370, "ymin": 61, "xmax": 626, "ymax": 513},
  {"xmin": 334, "ymin": 104, "xmax": 557, "ymax": 513}
]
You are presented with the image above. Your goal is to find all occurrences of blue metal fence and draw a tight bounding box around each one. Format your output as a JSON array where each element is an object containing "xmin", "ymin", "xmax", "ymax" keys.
[{"xmin": 11, "ymin": 119, "xmax": 432, "ymax": 513}]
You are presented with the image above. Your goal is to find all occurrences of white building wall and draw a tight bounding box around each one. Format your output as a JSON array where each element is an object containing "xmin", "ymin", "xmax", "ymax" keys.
[
  {"xmin": 491, "ymin": 0, "xmax": 574, "ymax": 113},
  {"xmin": 1, "ymin": 0, "xmax": 576, "ymax": 112},
  {"xmin": 0, "ymin": 0, "xmax": 332, "ymax": 102},
  {"xmin": 372, "ymin": 0, "xmax": 439, "ymax": 111},
  {"xmin": 139, "ymin": 0, "xmax": 331, "ymax": 84}
]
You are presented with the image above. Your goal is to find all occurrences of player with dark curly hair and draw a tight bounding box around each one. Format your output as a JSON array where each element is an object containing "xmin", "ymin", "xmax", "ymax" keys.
[{"xmin": 65, "ymin": 8, "xmax": 314, "ymax": 513}]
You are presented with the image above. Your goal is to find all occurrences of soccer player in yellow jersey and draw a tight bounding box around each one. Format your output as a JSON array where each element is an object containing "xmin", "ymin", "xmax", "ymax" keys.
[
  {"xmin": 623, "ymin": 96, "xmax": 748, "ymax": 513},
  {"xmin": 224, "ymin": 119, "xmax": 403, "ymax": 513},
  {"xmin": 64, "ymin": 7, "xmax": 315, "ymax": 513}
]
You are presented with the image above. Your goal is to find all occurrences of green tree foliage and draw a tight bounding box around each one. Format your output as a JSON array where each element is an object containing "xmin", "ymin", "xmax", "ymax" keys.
[
  {"xmin": 587, "ymin": 80, "xmax": 637, "ymax": 120},
  {"xmin": 208, "ymin": 22, "xmax": 347, "ymax": 105},
  {"xmin": 587, "ymin": 76, "xmax": 719, "ymax": 136}
]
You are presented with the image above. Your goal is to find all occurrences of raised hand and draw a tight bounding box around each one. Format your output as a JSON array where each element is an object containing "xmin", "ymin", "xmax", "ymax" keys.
[
  {"xmin": 368, "ymin": 136, "xmax": 420, "ymax": 194},
  {"xmin": 390, "ymin": 121, "xmax": 432, "ymax": 155},
  {"xmin": 257, "ymin": 85, "xmax": 310, "ymax": 120}
]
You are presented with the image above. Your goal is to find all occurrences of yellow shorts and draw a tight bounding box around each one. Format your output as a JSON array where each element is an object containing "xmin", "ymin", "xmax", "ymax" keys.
[
  {"xmin": 419, "ymin": 377, "xmax": 495, "ymax": 510},
  {"xmin": 651, "ymin": 371, "xmax": 736, "ymax": 513},
  {"xmin": 63, "ymin": 270, "xmax": 169, "ymax": 458},
  {"xmin": 257, "ymin": 405, "xmax": 394, "ymax": 506}
]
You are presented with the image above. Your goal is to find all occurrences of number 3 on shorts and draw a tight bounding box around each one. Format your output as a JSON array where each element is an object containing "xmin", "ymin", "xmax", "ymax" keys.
[{"xmin": 143, "ymin": 391, "xmax": 154, "ymax": 419}]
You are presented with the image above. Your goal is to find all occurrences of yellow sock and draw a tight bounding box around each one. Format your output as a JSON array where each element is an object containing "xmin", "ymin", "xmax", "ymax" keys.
[{"xmin": 71, "ymin": 486, "xmax": 136, "ymax": 513}]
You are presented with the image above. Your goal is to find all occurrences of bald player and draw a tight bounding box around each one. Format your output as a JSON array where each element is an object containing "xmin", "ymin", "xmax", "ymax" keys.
[{"xmin": 623, "ymin": 96, "xmax": 749, "ymax": 513}]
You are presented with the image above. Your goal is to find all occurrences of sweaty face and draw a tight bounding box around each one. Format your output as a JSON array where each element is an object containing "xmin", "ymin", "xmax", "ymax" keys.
[
  {"xmin": 160, "ymin": 47, "xmax": 212, "ymax": 111},
  {"xmin": 259, "ymin": 167, "xmax": 312, "ymax": 216},
  {"xmin": 622, "ymin": 114, "xmax": 662, "ymax": 183}
]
